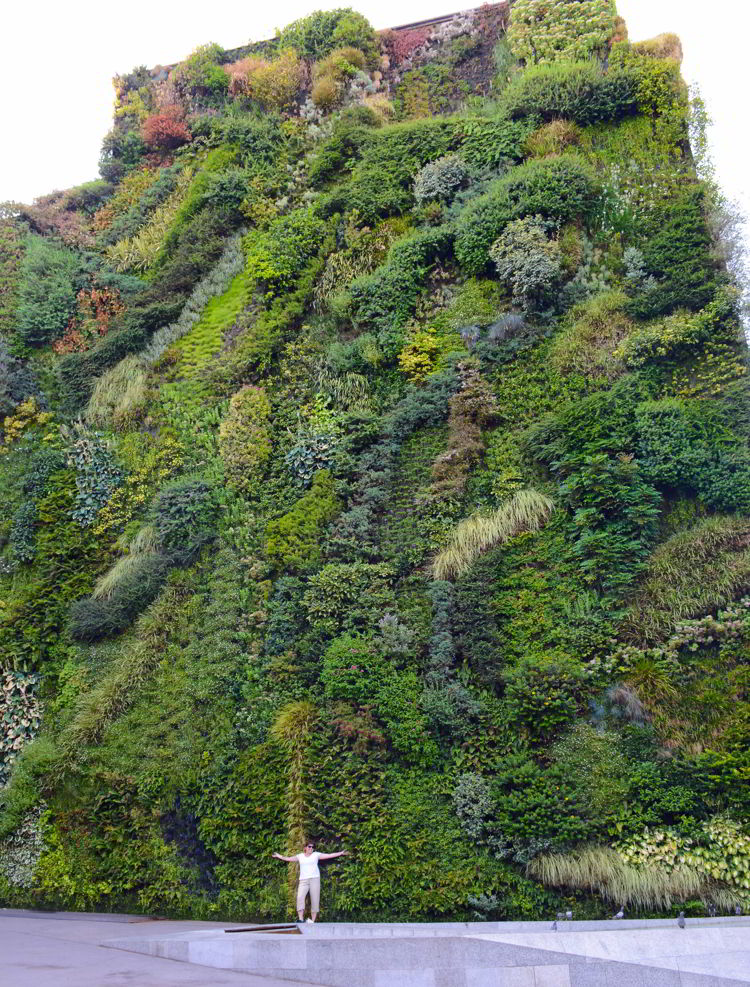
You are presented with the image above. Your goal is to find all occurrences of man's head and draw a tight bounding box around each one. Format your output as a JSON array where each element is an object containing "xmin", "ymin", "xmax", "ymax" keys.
[{"xmin": 303, "ymin": 841, "xmax": 315, "ymax": 855}]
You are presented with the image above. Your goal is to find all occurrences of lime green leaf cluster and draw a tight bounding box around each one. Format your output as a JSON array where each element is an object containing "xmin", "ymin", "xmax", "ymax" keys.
[
  {"xmin": 265, "ymin": 470, "xmax": 341, "ymax": 572},
  {"xmin": 218, "ymin": 386, "xmax": 272, "ymax": 495},
  {"xmin": 508, "ymin": 0, "xmax": 618, "ymax": 65}
]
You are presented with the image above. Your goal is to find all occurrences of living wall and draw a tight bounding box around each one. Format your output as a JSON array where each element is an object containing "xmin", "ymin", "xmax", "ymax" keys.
[{"xmin": 1, "ymin": 1, "xmax": 749, "ymax": 922}]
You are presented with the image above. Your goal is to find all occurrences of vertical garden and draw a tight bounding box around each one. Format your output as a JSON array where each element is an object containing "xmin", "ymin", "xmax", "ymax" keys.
[{"xmin": 1, "ymin": 0, "xmax": 749, "ymax": 919}]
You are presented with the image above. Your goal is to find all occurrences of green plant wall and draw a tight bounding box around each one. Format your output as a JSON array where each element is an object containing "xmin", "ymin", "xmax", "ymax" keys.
[{"xmin": 1, "ymin": 1, "xmax": 748, "ymax": 921}]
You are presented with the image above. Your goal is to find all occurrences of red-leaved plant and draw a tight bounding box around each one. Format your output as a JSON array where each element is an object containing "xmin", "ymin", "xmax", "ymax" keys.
[{"xmin": 141, "ymin": 105, "xmax": 191, "ymax": 150}]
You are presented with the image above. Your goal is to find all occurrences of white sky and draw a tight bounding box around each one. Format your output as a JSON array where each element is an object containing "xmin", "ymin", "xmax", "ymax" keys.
[{"xmin": 0, "ymin": 0, "xmax": 747, "ymax": 225}]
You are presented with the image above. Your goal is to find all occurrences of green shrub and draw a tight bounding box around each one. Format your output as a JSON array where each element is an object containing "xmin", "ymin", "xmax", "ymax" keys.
[
  {"xmin": 502, "ymin": 655, "xmax": 588, "ymax": 743},
  {"xmin": 98, "ymin": 128, "xmax": 146, "ymax": 182},
  {"xmin": 247, "ymin": 209, "xmax": 328, "ymax": 299},
  {"xmin": 499, "ymin": 61, "xmax": 637, "ymax": 125},
  {"xmin": 16, "ymin": 236, "xmax": 81, "ymax": 346},
  {"xmin": 625, "ymin": 187, "xmax": 721, "ymax": 319},
  {"xmin": 490, "ymin": 754, "xmax": 596, "ymax": 853},
  {"xmin": 319, "ymin": 119, "xmax": 459, "ymax": 222},
  {"xmin": 507, "ymin": 0, "xmax": 618, "ymax": 65},
  {"xmin": 0, "ymin": 340, "xmax": 40, "ymax": 418},
  {"xmin": 346, "ymin": 225, "xmax": 454, "ymax": 355},
  {"xmin": 9, "ymin": 502, "xmax": 37, "ymax": 563},
  {"xmin": 376, "ymin": 670, "xmax": 438, "ymax": 765},
  {"xmin": 455, "ymin": 154, "xmax": 599, "ymax": 274},
  {"xmin": 635, "ymin": 397, "xmax": 750, "ymax": 512},
  {"xmin": 303, "ymin": 561, "xmax": 395, "ymax": 635},
  {"xmin": 489, "ymin": 215, "xmax": 562, "ymax": 313},
  {"xmin": 559, "ymin": 452, "xmax": 661, "ymax": 596},
  {"xmin": 320, "ymin": 633, "xmax": 383, "ymax": 704},
  {"xmin": 265, "ymin": 470, "xmax": 341, "ymax": 573},
  {"xmin": 218, "ymin": 386, "xmax": 272, "ymax": 494},
  {"xmin": 171, "ymin": 43, "xmax": 229, "ymax": 106},
  {"xmin": 329, "ymin": 11, "xmax": 378, "ymax": 60},
  {"xmin": 149, "ymin": 479, "xmax": 217, "ymax": 561},
  {"xmin": 455, "ymin": 118, "xmax": 532, "ymax": 169},
  {"xmin": 279, "ymin": 8, "xmax": 376, "ymax": 61}
]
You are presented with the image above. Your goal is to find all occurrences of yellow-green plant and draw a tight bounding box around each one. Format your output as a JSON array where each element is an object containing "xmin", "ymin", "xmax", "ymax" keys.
[
  {"xmin": 508, "ymin": 0, "xmax": 618, "ymax": 65},
  {"xmin": 105, "ymin": 167, "xmax": 194, "ymax": 273},
  {"xmin": 433, "ymin": 488, "xmax": 555, "ymax": 580},
  {"xmin": 550, "ymin": 290, "xmax": 632, "ymax": 382},
  {"xmin": 617, "ymin": 818, "xmax": 750, "ymax": 899},
  {"xmin": 94, "ymin": 435, "xmax": 183, "ymax": 540},
  {"xmin": 218, "ymin": 386, "xmax": 272, "ymax": 495},
  {"xmin": 249, "ymin": 49, "xmax": 305, "ymax": 112},
  {"xmin": 1, "ymin": 398, "xmax": 55, "ymax": 451},
  {"xmin": 397, "ymin": 329, "xmax": 444, "ymax": 382}
]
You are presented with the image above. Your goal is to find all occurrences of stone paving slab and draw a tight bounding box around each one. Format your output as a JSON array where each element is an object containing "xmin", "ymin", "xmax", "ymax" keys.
[{"xmin": 103, "ymin": 919, "xmax": 750, "ymax": 987}]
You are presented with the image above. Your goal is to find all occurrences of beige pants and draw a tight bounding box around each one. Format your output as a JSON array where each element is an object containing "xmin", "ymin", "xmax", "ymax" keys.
[{"xmin": 296, "ymin": 876, "xmax": 320, "ymax": 913}]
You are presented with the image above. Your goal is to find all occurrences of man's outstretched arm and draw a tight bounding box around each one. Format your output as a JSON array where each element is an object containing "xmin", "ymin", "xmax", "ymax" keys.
[
  {"xmin": 272, "ymin": 852, "xmax": 297, "ymax": 862},
  {"xmin": 318, "ymin": 850, "xmax": 350, "ymax": 860}
]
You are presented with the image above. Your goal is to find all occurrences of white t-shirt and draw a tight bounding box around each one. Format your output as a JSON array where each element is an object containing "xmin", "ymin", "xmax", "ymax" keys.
[{"xmin": 296, "ymin": 851, "xmax": 321, "ymax": 879}]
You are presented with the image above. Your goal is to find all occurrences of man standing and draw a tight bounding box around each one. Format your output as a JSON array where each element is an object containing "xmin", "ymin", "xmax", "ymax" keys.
[{"xmin": 272, "ymin": 841, "xmax": 349, "ymax": 923}]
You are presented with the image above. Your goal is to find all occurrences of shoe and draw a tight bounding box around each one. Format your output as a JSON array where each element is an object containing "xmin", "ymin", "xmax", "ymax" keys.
[{"xmin": 306, "ymin": 918, "xmax": 314, "ymax": 923}]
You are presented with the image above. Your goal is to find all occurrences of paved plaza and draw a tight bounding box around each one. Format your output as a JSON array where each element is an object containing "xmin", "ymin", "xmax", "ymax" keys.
[{"xmin": 3, "ymin": 910, "xmax": 750, "ymax": 987}]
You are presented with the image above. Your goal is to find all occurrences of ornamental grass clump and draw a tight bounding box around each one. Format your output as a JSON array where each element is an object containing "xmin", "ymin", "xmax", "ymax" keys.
[
  {"xmin": 528, "ymin": 846, "xmax": 710, "ymax": 910},
  {"xmin": 85, "ymin": 354, "xmax": 148, "ymax": 430},
  {"xmin": 623, "ymin": 516, "xmax": 750, "ymax": 642},
  {"xmin": 105, "ymin": 167, "xmax": 195, "ymax": 273},
  {"xmin": 433, "ymin": 488, "xmax": 555, "ymax": 580}
]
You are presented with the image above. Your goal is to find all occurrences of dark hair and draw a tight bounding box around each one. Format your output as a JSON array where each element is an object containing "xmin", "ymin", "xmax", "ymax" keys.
[{"xmin": 305, "ymin": 840, "xmax": 315, "ymax": 848}]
